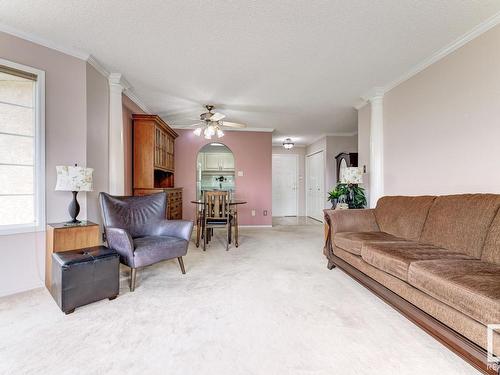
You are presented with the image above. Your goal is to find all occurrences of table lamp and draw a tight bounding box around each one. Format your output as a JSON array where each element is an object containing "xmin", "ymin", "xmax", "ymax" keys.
[
  {"xmin": 55, "ymin": 165, "xmax": 94, "ymax": 223},
  {"xmin": 340, "ymin": 167, "xmax": 363, "ymax": 185}
]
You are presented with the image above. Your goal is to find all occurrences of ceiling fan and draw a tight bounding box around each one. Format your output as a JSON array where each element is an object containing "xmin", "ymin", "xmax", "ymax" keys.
[{"xmin": 173, "ymin": 105, "xmax": 246, "ymax": 139}]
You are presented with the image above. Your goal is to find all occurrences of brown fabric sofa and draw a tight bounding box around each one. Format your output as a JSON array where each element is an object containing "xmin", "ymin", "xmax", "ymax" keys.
[{"xmin": 324, "ymin": 194, "xmax": 500, "ymax": 374}]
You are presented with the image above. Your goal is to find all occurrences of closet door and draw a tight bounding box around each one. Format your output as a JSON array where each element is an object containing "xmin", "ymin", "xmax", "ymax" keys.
[{"xmin": 306, "ymin": 151, "xmax": 325, "ymax": 221}]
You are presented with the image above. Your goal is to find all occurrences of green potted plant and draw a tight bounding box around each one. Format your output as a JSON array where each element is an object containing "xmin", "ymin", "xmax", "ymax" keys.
[
  {"xmin": 328, "ymin": 184, "xmax": 348, "ymax": 208},
  {"xmin": 328, "ymin": 183, "xmax": 366, "ymax": 209},
  {"xmin": 347, "ymin": 184, "xmax": 367, "ymax": 209}
]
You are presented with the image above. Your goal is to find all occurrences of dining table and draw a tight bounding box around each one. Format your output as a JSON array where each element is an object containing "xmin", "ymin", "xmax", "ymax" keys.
[{"xmin": 190, "ymin": 199, "xmax": 247, "ymax": 248}]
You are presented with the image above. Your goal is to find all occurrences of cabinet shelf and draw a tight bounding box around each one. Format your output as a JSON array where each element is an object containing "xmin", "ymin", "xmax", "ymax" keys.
[{"xmin": 133, "ymin": 114, "xmax": 182, "ymax": 219}]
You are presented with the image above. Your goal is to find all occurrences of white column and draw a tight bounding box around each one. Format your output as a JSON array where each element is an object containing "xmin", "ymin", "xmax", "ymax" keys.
[
  {"xmin": 108, "ymin": 73, "xmax": 129, "ymax": 195},
  {"xmin": 369, "ymin": 90, "xmax": 384, "ymax": 208}
]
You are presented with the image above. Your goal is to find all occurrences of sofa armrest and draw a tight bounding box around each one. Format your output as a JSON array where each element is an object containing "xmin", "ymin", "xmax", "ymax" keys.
[
  {"xmin": 323, "ymin": 209, "xmax": 379, "ymax": 264},
  {"xmin": 153, "ymin": 220, "xmax": 194, "ymax": 242},
  {"xmin": 105, "ymin": 227, "xmax": 134, "ymax": 266},
  {"xmin": 325, "ymin": 208, "xmax": 379, "ymax": 236}
]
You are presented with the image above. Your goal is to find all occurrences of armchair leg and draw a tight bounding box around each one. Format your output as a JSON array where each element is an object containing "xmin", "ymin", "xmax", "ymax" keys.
[
  {"xmin": 130, "ymin": 268, "xmax": 137, "ymax": 292},
  {"xmin": 178, "ymin": 257, "xmax": 186, "ymax": 274}
]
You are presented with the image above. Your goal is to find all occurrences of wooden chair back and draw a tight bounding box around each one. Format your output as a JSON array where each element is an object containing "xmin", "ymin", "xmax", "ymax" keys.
[{"xmin": 204, "ymin": 191, "xmax": 230, "ymax": 220}]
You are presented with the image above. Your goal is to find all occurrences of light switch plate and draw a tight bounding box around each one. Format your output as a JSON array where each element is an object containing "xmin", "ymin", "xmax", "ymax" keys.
[
  {"xmin": 238, "ymin": 171, "xmax": 244, "ymax": 176},
  {"xmin": 251, "ymin": 209, "xmax": 256, "ymax": 216}
]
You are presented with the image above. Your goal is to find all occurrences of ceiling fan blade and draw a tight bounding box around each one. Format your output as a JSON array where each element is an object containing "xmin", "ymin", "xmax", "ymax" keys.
[
  {"xmin": 220, "ymin": 121, "xmax": 246, "ymax": 128},
  {"xmin": 209, "ymin": 112, "xmax": 226, "ymax": 121},
  {"xmin": 169, "ymin": 120, "xmax": 202, "ymax": 125},
  {"xmin": 171, "ymin": 122, "xmax": 204, "ymax": 128}
]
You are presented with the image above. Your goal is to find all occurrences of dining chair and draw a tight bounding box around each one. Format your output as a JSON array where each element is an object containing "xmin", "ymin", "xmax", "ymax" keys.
[{"xmin": 203, "ymin": 190, "xmax": 231, "ymax": 251}]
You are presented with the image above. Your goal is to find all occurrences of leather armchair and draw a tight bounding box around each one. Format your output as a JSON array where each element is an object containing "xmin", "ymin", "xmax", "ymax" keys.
[{"xmin": 99, "ymin": 192, "xmax": 194, "ymax": 291}]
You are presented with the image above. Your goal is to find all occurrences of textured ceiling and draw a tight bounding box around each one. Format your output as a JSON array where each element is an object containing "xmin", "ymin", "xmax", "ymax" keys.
[{"xmin": 1, "ymin": 0, "xmax": 499, "ymax": 145}]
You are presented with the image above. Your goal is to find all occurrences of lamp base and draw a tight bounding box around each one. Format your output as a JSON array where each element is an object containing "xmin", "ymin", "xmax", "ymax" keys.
[{"xmin": 68, "ymin": 191, "xmax": 81, "ymax": 223}]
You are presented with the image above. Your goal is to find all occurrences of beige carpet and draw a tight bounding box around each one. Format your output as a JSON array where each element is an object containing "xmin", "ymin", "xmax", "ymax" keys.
[{"xmin": 0, "ymin": 225, "xmax": 478, "ymax": 375}]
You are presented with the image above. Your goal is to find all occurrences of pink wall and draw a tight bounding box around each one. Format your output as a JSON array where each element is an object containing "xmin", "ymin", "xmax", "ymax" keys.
[{"xmin": 174, "ymin": 130, "xmax": 272, "ymax": 225}]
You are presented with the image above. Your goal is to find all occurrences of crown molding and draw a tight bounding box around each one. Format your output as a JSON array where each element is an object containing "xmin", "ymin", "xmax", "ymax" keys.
[
  {"xmin": 0, "ymin": 22, "xmax": 89, "ymax": 60},
  {"xmin": 384, "ymin": 11, "xmax": 500, "ymax": 93},
  {"xmin": 87, "ymin": 55, "xmax": 110, "ymax": 78},
  {"xmin": 361, "ymin": 87, "xmax": 385, "ymax": 102},
  {"xmin": 353, "ymin": 11, "xmax": 500, "ymax": 108},
  {"xmin": 0, "ymin": 23, "xmax": 153, "ymax": 116},
  {"xmin": 123, "ymin": 90, "xmax": 152, "ymax": 114},
  {"xmin": 307, "ymin": 131, "xmax": 358, "ymax": 146},
  {"xmin": 108, "ymin": 73, "xmax": 131, "ymax": 91},
  {"xmin": 88, "ymin": 56, "xmax": 151, "ymax": 114},
  {"xmin": 353, "ymin": 99, "xmax": 369, "ymax": 110}
]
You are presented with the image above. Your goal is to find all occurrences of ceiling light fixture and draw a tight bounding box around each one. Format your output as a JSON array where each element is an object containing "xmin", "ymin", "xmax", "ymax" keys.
[
  {"xmin": 283, "ymin": 138, "xmax": 294, "ymax": 150},
  {"xmin": 193, "ymin": 120, "xmax": 225, "ymax": 139}
]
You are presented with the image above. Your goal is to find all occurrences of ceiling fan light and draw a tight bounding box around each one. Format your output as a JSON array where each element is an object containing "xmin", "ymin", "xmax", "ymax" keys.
[
  {"xmin": 204, "ymin": 125, "xmax": 215, "ymax": 137},
  {"xmin": 193, "ymin": 127, "xmax": 202, "ymax": 136},
  {"xmin": 216, "ymin": 128, "xmax": 224, "ymax": 138},
  {"xmin": 283, "ymin": 138, "xmax": 294, "ymax": 149},
  {"xmin": 204, "ymin": 132, "xmax": 212, "ymax": 140}
]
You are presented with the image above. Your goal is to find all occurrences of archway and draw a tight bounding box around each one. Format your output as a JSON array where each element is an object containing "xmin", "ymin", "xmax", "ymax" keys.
[{"xmin": 196, "ymin": 143, "xmax": 235, "ymax": 199}]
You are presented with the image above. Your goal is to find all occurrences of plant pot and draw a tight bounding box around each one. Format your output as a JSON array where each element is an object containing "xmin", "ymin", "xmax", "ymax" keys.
[{"xmin": 330, "ymin": 198, "xmax": 338, "ymax": 209}]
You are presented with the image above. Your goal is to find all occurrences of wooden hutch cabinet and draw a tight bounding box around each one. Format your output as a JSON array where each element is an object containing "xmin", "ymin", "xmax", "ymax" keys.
[{"xmin": 132, "ymin": 114, "xmax": 183, "ymax": 219}]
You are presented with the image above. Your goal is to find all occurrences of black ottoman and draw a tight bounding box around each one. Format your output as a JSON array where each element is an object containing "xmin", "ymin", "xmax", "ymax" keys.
[{"xmin": 51, "ymin": 246, "xmax": 119, "ymax": 314}]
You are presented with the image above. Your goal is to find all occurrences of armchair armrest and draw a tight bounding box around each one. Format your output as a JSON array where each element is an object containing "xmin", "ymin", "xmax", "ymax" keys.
[
  {"xmin": 105, "ymin": 227, "xmax": 134, "ymax": 266},
  {"xmin": 153, "ymin": 220, "xmax": 194, "ymax": 241},
  {"xmin": 323, "ymin": 209, "xmax": 379, "ymax": 264}
]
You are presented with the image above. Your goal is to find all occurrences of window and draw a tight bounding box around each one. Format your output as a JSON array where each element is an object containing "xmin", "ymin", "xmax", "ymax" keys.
[{"xmin": 0, "ymin": 59, "xmax": 45, "ymax": 235}]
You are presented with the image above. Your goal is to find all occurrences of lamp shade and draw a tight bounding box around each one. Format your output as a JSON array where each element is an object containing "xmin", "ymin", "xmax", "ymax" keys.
[
  {"xmin": 340, "ymin": 167, "xmax": 363, "ymax": 184},
  {"xmin": 55, "ymin": 166, "xmax": 94, "ymax": 192}
]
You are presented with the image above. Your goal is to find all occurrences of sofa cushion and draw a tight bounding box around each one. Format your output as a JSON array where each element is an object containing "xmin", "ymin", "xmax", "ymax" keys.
[
  {"xmin": 420, "ymin": 194, "xmax": 500, "ymax": 258},
  {"xmin": 361, "ymin": 242, "xmax": 473, "ymax": 281},
  {"xmin": 333, "ymin": 232, "xmax": 406, "ymax": 256},
  {"xmin": 481, "ymin": 209, "xmax": 500, "ymax": 264},
  {"xmin": 133, "ymin": 236, "xmax": 188, "ymax": 268},
  {"xmin": 408, "ymin": 259, "xmax": 500, "ymax": 325},
  {"xmin": 374, "ymin": 196, "xmax": 435, "ymax": 241}
]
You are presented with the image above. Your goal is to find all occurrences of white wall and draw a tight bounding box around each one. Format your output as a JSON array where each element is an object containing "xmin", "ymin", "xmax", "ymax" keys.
[
  {"xmin": 0, "ymin": 31, "xmax": 88, "ymax": 296},
  {"xmin": 382, "ymin": 24, "xmax": 500, "ymax": 196},
  {"xmin": 357, "ymin": 104, "xmax": 371, "ymax": 203},
  {"xmin": 272, "ymin": 146, "xmax": 306, "ymax": 215},
  {"xmin": 306, "ymin": 135, "xmax": 358, "ymax": 209},
  {"xmin": 86, "ymin": 63, "xmax": 109, "ymax": 229}
]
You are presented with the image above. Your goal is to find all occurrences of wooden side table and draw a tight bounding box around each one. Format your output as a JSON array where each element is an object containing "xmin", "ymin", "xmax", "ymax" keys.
[{"xmin": 45, "ymin": 221, "xmax": 100, "ymax": 289}]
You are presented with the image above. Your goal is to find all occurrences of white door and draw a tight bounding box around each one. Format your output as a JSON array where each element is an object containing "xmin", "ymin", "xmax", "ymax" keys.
[
  {"xmin": 272, "ymin": 154, "xmax": 298, "ymax": 216},
  {"xmin": 306, "ymin": 151, "xmax": 325, "ymax": 221}
]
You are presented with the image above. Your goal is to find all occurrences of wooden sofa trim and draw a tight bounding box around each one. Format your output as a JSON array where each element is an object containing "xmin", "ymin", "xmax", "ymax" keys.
[{"xmin": 328, "ymin": 253, "xmax": 498, "ymax": 374}]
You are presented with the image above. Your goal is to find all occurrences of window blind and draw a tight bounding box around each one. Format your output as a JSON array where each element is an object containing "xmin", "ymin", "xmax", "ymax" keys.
[{"xmin": 0, "ymin": 65, "xmax": 37, "ymax": 81}]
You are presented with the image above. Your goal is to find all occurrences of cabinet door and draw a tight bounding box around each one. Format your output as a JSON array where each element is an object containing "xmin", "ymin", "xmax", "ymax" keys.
[
  {"xmin": 154, "ymin": 128, "xmax": 160, "ymax": 166},
  {"xmin": 220, "ymin": 153, "xmax": 234, "ymax": 170},
  {"xmin": 204, "ymin": 154, "xmax": 221, "ymax": 170}
]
